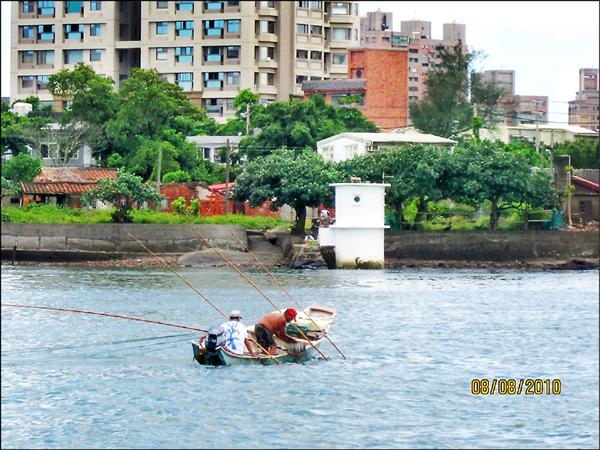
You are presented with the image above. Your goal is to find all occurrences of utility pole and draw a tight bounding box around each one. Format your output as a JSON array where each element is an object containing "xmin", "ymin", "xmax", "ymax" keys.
[
  {"xmin": 224, "ymin": 139, "xmax": 230, "ymax": 215},
  {"xmin": 245, "ymin": 103, "xmax": 250, "ymax": 135},
  {"xmin": 533, "ymin": 100, "xmax": 541, "ymax": 166},
  {"xmin": 156, "ymin": 145, "xmax": 162, "ymax": 198}
]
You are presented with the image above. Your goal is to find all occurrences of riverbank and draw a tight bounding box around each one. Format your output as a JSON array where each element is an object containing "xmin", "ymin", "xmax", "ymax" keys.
[{"xmin": 5, "ymin": 254, "xmax": 597, "ymax": 270}]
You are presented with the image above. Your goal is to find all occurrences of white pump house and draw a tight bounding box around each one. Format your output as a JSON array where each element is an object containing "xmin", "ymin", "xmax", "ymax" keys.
[{"xmin": 318, "ymin": 182, "xmax": 390, "ymax": 269}]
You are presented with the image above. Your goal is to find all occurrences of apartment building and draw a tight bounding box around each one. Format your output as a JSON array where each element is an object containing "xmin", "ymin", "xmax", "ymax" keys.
[
  {"xmin": 360, "ymin": 10, "xmax": 465, "ymax": 105},
  {"xmin": 569, "ymin": 68, "xmax": 599, "ymax": 131},
  {"xmin": 11, "ymin": 0, "xmax": 360, "ymax": 121}
]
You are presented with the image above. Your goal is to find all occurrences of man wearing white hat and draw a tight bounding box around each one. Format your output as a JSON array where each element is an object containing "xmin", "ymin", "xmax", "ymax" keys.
[{"xmin": 221, "ymin": 310, "xmax": 256, "ymax": 356}]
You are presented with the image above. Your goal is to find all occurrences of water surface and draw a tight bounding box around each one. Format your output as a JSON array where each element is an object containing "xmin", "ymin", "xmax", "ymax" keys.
[{"xmin": 1, "ymin": 266, "xmax": 598, "ymax": 448}]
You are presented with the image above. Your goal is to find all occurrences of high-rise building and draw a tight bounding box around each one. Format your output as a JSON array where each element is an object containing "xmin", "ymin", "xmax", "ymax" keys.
[
  {"xmin": 11, "ymin": 0, "xmax": 360, "ymax": 121},
  {"xmin": 483, "ymin": 70, "xmax": 515, "ymax": 96},
  {"xmin": 569, "ymin": 68, "xmax": 599, "ymax": 131},
  {"xmin": 359, "ymin": 11, "xmax": 465, "ymax": 108}
]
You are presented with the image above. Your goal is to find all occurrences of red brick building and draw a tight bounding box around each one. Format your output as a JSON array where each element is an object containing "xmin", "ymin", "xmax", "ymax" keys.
[{"xmin": 302, "ymin": 48, "xmax": 408, "ymax": 131}]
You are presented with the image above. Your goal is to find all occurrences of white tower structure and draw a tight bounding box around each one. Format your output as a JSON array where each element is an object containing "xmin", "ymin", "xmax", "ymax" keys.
[{"xmin": 318, "ymin": 182, "xmax": 390, "ymax": 269}]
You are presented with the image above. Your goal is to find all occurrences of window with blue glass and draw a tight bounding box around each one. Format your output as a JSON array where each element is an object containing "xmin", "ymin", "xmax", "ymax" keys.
[
  {"xmin": 64, "ymin": 49, "xmax": 84, "ymax": 64},
  {"xmin": 156, "ymin": 22, "xmax": 169, "ymax": 34},
  {"xmin": 21, "ymin": 26, "xmax": 35, "ymax": 39},
  {"xmin": 204, "ymin": 46, "xmax": 221, "ymax": 62},
  {"xmin": 37, "ymin": 50, "xmax": 55, "ymax": 65},
  {"xmin": 226, "ymin": 72, "xmax": 240, "ymax": 86},
  {"xmin": 65, "ymin": 1, "xmax": 83, "ymax": 14},
  {"xmin": 176, "ymin": 21, "xmax": 194, "ymax": 37},
  {"xmin": 36, "ymin": 75, "xmax": 50, "ymax": 90},
  {"xmin": 204, "ymin": 72, "xmax": 223, "ymax": 88},
  {"xmin": 20, "ymin": 51, "xmax": 35, "ymax": 64},
  {"xmin": 89, "ymin": 49, "xmax": 102, "ymax": 62},
  {"xmin": 90, "ymin": 1, "xmax": 102, "ymax": 11},
  {"xmin": 37, "ymin": 24, "xmax": 55, "ymax": 41},
  {"xmin": 175, "ymin": 47, "xmax": 193, "ymax": 62},
  {"xmin": 38, "ymin": 1, "xmax": 55, "ymax": 15},
  {"xmin": 64, "ymin": 24, "xmax": 83, "ymax": 40},
  {"xmin": 176, "ymin": 72, "xmax": 193, "ymax": 90},
  {"xmin": 90, "ymin": 23, "xmax": 102, "ymax": 36},
  {"xmin": 155, "ymin": 47, "xmax": 168, "ymax": 60},
  {"xmin": 176, "ymin": 0, "xmax": 195, "ymax": 11},
  {"xmin": 204, "ymin": 1, "xmax": 222, "ymax": 10},
  {"xmin": 226, "ymin": 19, "xmax": 240, "ymax": 33},
  {"xmin": 22, "ymin": 1, "xmax": 35, "ymax": 13},
  {"xmin": 204, "ymin": 20, "xmax": 224, "ymax": 37}
]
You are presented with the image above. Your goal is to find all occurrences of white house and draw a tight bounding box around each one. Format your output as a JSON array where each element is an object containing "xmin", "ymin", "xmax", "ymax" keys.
[
  {"xmin": 475, "ymin": 124, "xmax": 598, "ymax": 146},
  {"xmin": 186, "ymin": 135, "xmax": 242, "ymax": 164},
  {"xmin": 316, "ymin": 131, "xmax": 457, "ymax": 162}
]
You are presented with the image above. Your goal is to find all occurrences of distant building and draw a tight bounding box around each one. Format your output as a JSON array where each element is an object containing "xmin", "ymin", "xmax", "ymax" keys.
[
  {"xmin": 359, "ymin": 11, "xmax": 466, "ymax": 124},
  {"xmin": 477, "ymin": 123, "xmax": 598, "ymax": 146},
  {"xmin": 569, "ymin": 68, "xmax": 599, "ymax": 131},
  {"xmin": 303, "ymin": 48, "xmax": 408, "ymax": 130},
  {"xmin": 483, "ymin": 70, "xmax": 515, "ymax": 96},
  {"xmin": 185, "ymin": 135, "xmax": 242, "ymax": 164},
  {"xmin": 571, "ymin": 169, "xmax": 599, "ymax": 223},
  {"xmin": 317, "ymin": 130, "xmax": 456, "ymax": 162}
]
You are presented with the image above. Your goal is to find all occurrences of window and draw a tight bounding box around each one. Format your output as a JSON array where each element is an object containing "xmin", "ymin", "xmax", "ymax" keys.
[
  {"xmin": 38, "ymin": 1, "xmax": 55, "ymax": 15},
  {"xmin": 176, "ymin": 72, "xmax": 194, "ymax": 90},
  {"xmin": 311, "ymin": 25, "xmax": 322, "ymax": 35},
  {"xmin": 176, "ymin": 0, "xmax": 194, "ymax": 11},
  {"xmin": 64, "ymin": 49, "xmax": 84, "ymax": 64},
  {"xmin": 37, "ymin": 50, "xmax": 55, "ymax": 65},
  {"xmin": 259, "ymin": 20, "xmax": 275, "ymax": 34},
  {"xmin": 37, "ymin": 24, "xmax": 55, "ymax": 41},
  {"xmin": 89, "ymin": 49, "xmax": 102, "ymax": 62},
  {"xmin": 408, "ymin": 86, "xmax": 419, "ymax": 92},
  {"xmin": 37, "ymin": 75, "xmax": 50, "ymax": 91},
  {"xmin": 297, "ymin": 23, "xmax": 309, "ymax": 34},
  {"xmin": 226, "ymin": 46, "xmax": 240, "ymax": 59},
  {"xmin": 296, "ymin": 49, "xmax": 308, "ymax": 59},
  {"xmin": 258, "ymin": 46, "xmax": 274, "ymax": 61},
  {"xmin": 175, "ymin": 46, "xmax": 193, "ymax": 62},
  {"xmin": 409, "ymin": 57, "xmax": 419, "ymax": 63},
  {"xmin": 202, "ymin": 148, "xmax": 212, "ymax": 159},
  {"xmin": 156, "ymin": 0, "xmax": 168, "ymax": 8},
  {"xmin": 204, "ymin": 72, "xmax": 224, "ymax": 88},
  {"xmin": 226, "ymin": 0, "xmax": 239, "ymax": 6},
  {"xmin": 156, "ymin": 22, "xmax": 169, "ymax": 34},
  {"xmin": 311, "ymin": 50, "xmax": 322, "ymax": 60},
  {"xmin": 204, "ymin": 20, "xmax": 224, "ymax": 37},
  {"xmin": 332, "ymin": 53, "xmax": 346, "ymax": 65},
  {"xmin": 298, "ymin": 1, "xmax": 310, "ymax": 8},
  {"xmin": 20, "ymin": 51, "xmax": 35, "ymax": 64},
  {"xmin": 65, "ymin": 1, "xmax": 83, "ymax": 14},
  {"xmin": 227, "ymin": 19, "xmax": 240, "ymax": 33},
  {"xmin": 226, "ymin": 72, "xmax": 240, "ymax": 86},
  {"xmin": 20, "ymin": 76, "xmax": 35, "ymax": 89},
  {"xmin": 259, "ymin": 1, "xmax": 274, "ymax": 8},
  {"xmin": 176, "ymin": 21, "xmax": 195, "ymax": 37},
  {"xmin": 331, "ymin": 2, "xmax": 350, "ymax": 15},
  {"xmin": 409, "ymin": 76, "xmax": 419, "ymax": 82},
  {"xmin": 295, "ymin": 75, "xmax": 307, "ymax": 84},
  {"xmin": 258, "ymin": 72, "xmax": 274, "ymax": 86},
  {"xmin": 21, "ymin": 25, "xmax": 35, "ymax": 39},
  {"xmin": 155, "ymin": 47, "xmax": 168, "ymax": 60},
  {"xmin": 332, "ymin": 27, "xmax": 350, "ymax": 40},
  {"xmin": 310, "ymin": 1, "xmax": 322, "ymax": 9},
  {"xmin": 22, "ymin": 1, "xmax": 35, "ymax": 13},
  {"xmin": 204, "ymin": 98, "xmax": 224, "ymax": 114},
  {"xmin": 90, "ymin": 23, "xmax": 103, "ymax": 36},
  {"xmin": 204, "ymin": 46, "xmax": 221, "ymax": 62},
  {"xmin": 204, "ymin": 1, "xmax": 222, "ymax": 10},
  {"xmin": 90, "ymin": 1, "xmax": 101, "ymax": 10},
  {"xmin": 64, "ymin": 23, "xmax": 83, "ymax": 39}
]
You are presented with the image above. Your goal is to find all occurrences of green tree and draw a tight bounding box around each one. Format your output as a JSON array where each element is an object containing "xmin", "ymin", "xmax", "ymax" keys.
[
  {"xmin": 82, "ymin": 169, "xmax": 163, "ymax": 223},
  {"xmin": 409, "ymin": 43, "xmax": 507, "ymax": 137},
  {"xmin": 235, "ymin": 148, "xmax": 338, "ymax": 234},
  {"xmin": 163, "ymin": 170, "xmax": 192, "ymax": 183},
  {"xmin": 552, "ymin": 138, "xmax": 599, "ymax": 169},
  {"xmin": 2, "ymin": 153, "xmax": 42, "ymax": 182}
]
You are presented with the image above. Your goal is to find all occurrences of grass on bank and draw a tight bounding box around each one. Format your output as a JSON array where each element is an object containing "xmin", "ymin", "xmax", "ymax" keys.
[{"xmin": 1, "ymin": 204, "xmax": 291, "ymax": 230}]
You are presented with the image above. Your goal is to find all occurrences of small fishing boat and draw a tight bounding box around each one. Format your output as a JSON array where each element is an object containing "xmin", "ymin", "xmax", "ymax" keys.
[{"xmin": 191, "ymin": 305, "xmax": 336, "ymax": 366}]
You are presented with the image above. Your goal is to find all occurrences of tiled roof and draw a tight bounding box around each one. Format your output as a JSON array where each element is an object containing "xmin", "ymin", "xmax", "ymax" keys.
[
  {"xmin": 574, "ymin": 169, "xmax": 599, "ymax": 185},
  {"xmin": 572, "ymin": 176, "xmax": 599, "ymax": 192},
  {"xmin": 302, "ymin": 79, "xmax": 366, "ymax": 92},
  {"xmin": 209, "ymin": 182, "xmax": 236, "ymax": 193},
  {"xmin": 35, "ymin": 167, "xmax": 117, "ymax": 183},
  {"xmin": 21, "ymin": 182, "xmax": 99, "ymax": 195}
]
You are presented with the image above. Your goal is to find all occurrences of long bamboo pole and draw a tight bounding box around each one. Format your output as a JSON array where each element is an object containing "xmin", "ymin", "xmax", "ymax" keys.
[
  {"xmin": 122, "ymin": 228, "xmax": 280, "ymax": 364},
  {"xmin": 232, "ymin": 234, "xmax": 347, "ymax": 359},
  {"xmin": 189, "ymin": 228, "xmax": 330, "ymax": 361},
  {"xmin": 1, "ymin": 303, "xmax": 207, "ymax": 332}
]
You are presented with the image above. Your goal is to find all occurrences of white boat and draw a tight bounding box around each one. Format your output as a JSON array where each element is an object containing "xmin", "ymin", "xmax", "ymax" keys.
[{"xmin": 191, "ymin": 304, "xmax": 336, "ymax": 366}]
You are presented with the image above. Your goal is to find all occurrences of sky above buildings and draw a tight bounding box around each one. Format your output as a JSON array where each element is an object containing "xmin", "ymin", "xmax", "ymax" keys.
[{"xmin": 1, "ymin": 1, "xmax": 598, "ymax": 124}]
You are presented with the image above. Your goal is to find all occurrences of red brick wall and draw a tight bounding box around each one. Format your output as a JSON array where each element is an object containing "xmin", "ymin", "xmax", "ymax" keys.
[
  {"xmin": 160, "ymin": 184, "xmax": 197, "ymax": 213},
  {"xmin": 349, "ymin": 49, "xmax": 409, "ymax": 130}
]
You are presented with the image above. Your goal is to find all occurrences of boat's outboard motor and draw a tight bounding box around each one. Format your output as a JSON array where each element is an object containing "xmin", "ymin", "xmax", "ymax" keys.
[{"xmin": 205, "ymin": 325, "xmax": 226, "ymax": 366}]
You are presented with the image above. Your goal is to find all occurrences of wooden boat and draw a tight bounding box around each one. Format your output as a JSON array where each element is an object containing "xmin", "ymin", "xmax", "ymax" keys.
[{"xmin": 191, "ymin": 304, "xmax": 336, "ymax": 366}]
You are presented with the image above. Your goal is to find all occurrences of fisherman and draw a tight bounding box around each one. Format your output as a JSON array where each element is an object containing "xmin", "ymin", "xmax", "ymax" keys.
[
  {"xmin": 254, "ymin": 308, "xmax": 300, "ymax": 355},
  {"xmin": 221, "ymin": 310, "xmax": 256, "ymax": 356}
]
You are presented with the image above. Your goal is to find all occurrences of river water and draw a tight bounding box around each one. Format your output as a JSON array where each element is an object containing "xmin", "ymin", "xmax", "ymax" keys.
[{"xmin": 1, "ymin": 265, "xmax": 598, "ymax": 449}]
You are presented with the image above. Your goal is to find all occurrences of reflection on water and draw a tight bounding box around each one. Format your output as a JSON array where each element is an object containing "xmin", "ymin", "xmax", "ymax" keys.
[{"xmin": 1, "ymin": 266, "xmax": 598, "ymax": 449}]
